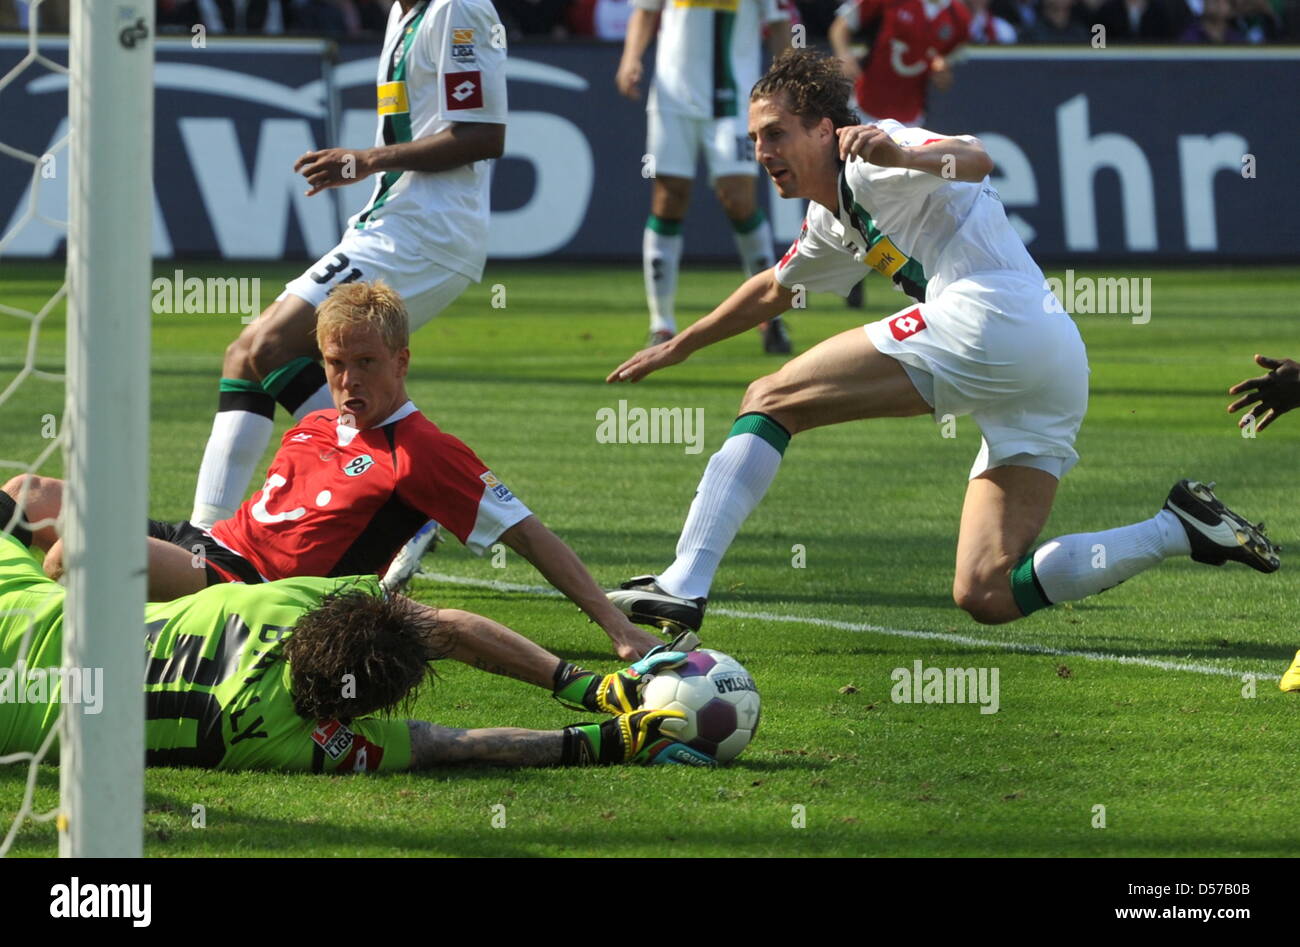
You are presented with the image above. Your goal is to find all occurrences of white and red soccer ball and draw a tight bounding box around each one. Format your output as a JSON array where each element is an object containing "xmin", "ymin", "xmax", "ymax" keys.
[{"xmin": 642, "ymin": 649, "xmax": 760, "ymax": 763}]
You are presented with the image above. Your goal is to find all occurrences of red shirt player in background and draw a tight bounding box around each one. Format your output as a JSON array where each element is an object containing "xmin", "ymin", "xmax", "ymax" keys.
[{"xmin": 829, "ymin": 0, "xmax": 972, "ymax": 126}]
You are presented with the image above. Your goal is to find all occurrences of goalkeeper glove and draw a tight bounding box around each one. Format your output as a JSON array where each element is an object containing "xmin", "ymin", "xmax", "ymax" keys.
[
  {"xmin": 552, "ymin": 648, "xmax": 690, "ymax": 714},
  {"xmin": 561, "ymin": 710, "xmax": 715, "ymax": 766}
]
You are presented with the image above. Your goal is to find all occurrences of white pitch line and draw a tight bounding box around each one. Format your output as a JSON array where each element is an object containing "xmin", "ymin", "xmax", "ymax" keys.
[{"xmin": 418, "ymin": 570, "xmax": 1283, "ymax": 681}]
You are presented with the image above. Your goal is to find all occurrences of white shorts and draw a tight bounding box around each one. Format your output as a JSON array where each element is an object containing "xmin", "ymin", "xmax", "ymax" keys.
[
  {"xmin": 647, "ymin": 109, "xmax": 757, "ymax": 182},
  {"xmin": 281, "ymin": 226, "xmax": 472, "ymax": 331},
  {"xmin": 863, "ymin": 272, "xmax": 1090, "ymax": 481}
]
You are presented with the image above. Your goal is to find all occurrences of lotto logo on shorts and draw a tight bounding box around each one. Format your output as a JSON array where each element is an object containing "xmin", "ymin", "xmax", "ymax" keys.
[
  {"xmin": 446, "ymin": 71, "xmax": 484, "ymax": 109},
  {"xmin": 888, "ymin": 308, "xmax": 927, "ymax": 341}
]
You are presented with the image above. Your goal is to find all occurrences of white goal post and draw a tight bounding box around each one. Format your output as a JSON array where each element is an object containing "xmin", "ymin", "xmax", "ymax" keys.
[{"xmin": 57, "ymin": 0, "xmax": 154, "ymax": 858}]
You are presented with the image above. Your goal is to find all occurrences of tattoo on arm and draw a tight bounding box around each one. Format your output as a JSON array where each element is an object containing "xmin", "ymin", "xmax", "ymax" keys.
[{"xmin": 407, "ymin": 720, "xmax": 563, "ymax": 769}]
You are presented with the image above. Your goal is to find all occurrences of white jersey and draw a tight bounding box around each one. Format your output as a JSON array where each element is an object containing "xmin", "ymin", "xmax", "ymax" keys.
[
  {"xmin": 774, "ymin": 119, "xmax": 1043, "ymax": 302},
  {"xmin": 634, "ymin": 0, "xmax": 788, "ymax": 120},
  {"xmin": 349, "ymin": 0, "xmax": 507, "ymax": 282}
]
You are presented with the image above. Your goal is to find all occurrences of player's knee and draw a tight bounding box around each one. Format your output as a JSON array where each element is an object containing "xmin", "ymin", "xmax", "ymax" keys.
[
  {"xmin": 246, "ymin": 321, "xmax": 290, "ymax": 379},
  {"xmin": 739, "ymin": 374, "xmax": 800, "ymax": 434},
  {"xmin": 952, "ymin": 576, "xmax": 1020, "ymax": 625},
  {"xmin": 222, "ymin": 330, "xmax": 256, "ymax": 378},
  {"xmin": 652, "ymin": 178, "xmax": 691, "ymax": 218},
  {"xmin": 3, "ymin": 474, "xmax": 60, "ymax": 519},
  {"xmin": 716, "ymin": 185, "xmax": 754, "ymax": 221}
]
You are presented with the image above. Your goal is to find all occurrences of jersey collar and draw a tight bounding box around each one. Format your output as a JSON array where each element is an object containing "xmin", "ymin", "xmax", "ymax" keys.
[{"xmin": 334, "ymin": 400, "xmax": 418, "ymax": 447}]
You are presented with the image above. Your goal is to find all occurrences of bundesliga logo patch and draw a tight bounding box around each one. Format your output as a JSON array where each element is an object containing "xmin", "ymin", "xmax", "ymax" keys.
[
  {"xmin": 451, "ymin": 27, "xmax": 475, "ymax": 62},
  {"xmin": 480, "ymin": 470, "xmax": 514, "ymax": 502},
  {"xmin": 311, "ymin": 720, "xmax": 355, "ymax": 760}
]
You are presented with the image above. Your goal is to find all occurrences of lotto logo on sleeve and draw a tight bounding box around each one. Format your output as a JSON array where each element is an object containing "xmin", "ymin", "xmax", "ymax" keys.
[
  {"xmin": 888, "ymin": 308, "xmax": 927, "ymax": 341},
  {"xmin": 446, "ymin": 71, "xmax": 484, "ymax": 110}
]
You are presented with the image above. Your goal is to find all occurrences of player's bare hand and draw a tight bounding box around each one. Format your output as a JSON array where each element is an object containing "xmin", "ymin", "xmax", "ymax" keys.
[
  {"xmin": 929, "ymin": 54, "xmax": 954, "ymax": 92},
  {"xmin": 1227, "ymin": 353, "xmax": 1300, "ymax": 433},
  {"xmin": 837, "ymin": 124, "xmax": 908, "ymax": 167},
  {"xmin": 606, "ymin": 338, "xmax": 687, "ymax": 383},
  {"xmin": 609, "ymin": 622, "xmax": 668, "ymax": 662},
  {"xmin": 294, "ymin": 148, "xmax": 374, "ymax": 197},
  {"xmin": 616, "ymin": 60, "xmax": 643, "ymax": 99}
]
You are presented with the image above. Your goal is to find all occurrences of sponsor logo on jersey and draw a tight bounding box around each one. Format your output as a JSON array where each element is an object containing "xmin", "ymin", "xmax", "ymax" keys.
[
  {"xmin": 888, "ymin": 307, "xmax": 927, "ymax": 341},
  {"xmin": 864, "ymin": 235, "xmax": 907, "ymax": 278},
  {"xmin": 452, "ymin": 27, "xmax": 476, "ymax": 62},
  {"xmin": 377, "ymin": 80, "xmax": 410, "ymax": 116},
  {"xmin": 311, "ymin": 720, "xmax": 355, "ymax": 760},
  {"xmin": 344, "ymin": 454, "xmax": 375, "ymax": 477},
  {"xmin": 340, "ymin": 733, "xmax": 385, "ymax": 772},
  {"xmin": 446, "ymin": 71, "xmax": 484, "ymax": 109},
  {"xmin": 290, "ymin": 432, "xmax": 312, "ymax": 442},
  {"xmin": 480, "ymin": 470, "xmax": 514, "ymax": 502}
]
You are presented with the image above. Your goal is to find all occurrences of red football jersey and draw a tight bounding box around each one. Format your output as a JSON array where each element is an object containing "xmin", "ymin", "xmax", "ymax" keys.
[
  {"xmin": 211, "ymin": 402, "xmax": 532, "ymax": 581},
  {"xmin": 839, "ymin": 0, "xmax": 970, "ymax": 125}
]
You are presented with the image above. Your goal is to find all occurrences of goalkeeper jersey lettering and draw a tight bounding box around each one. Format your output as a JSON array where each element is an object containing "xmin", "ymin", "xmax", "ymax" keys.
[
  {"xmin": 0, "ymin": 539, "xmax": 411, "ymax": 772},
  {"xmin": 210, "ymin": 401, "xmax": 532, "ymax": 581},
  {"xmin": 638, "ymin": 0, "xmax": 788, "ymax": 119},
  {"xmin": 350, "ymin": 0, "xmax": 507, "ymax": 282}
]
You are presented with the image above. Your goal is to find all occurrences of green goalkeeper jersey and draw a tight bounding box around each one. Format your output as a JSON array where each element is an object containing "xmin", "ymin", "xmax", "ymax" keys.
[{"xmin": 0, "ymin": 532, "xmax": 411, "ymax": 772}]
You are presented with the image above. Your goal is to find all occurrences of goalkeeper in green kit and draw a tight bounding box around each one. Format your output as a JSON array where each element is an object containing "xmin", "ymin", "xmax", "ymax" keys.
[{"xmin": 0, "ymin": 486, "xmax": 712, "ymax": 772}]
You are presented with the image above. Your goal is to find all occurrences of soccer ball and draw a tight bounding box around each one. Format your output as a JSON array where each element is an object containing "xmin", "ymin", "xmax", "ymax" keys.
[{"xmin": 642, "ymin": 649, "xmax": 760, "ymax": 763}]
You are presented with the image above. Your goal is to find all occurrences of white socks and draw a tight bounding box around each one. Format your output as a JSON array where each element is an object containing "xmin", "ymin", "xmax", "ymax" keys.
[
  {"xmin": 644, "ymin": 216, "xmax": 683, "ymax": 335},
  {"xmin": 294, "ymin": 382, "xmax": 335, "ymax": 420},
  {"xmin": 658, "ymin": 416, "xmax": 791, "ymax": 601},
  {"xmin": 1030, "ymin": 510, "xmax": 1191, "ymax": 606},
  {"xmin": 190, "ymin": 410, "xmax": 274, "ymax": 529}
]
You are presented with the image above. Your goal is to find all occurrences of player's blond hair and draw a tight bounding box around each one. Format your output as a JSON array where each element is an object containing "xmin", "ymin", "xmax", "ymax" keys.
[{"xmin": 316, "ymin": 280, "xmax": 410, "ymax": 353}]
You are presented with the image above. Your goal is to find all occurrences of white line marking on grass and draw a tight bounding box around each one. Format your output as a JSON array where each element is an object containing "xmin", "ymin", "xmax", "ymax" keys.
[{"xmin": 418, "ymin": 571, "xmax": 1282, "ymax": 681}]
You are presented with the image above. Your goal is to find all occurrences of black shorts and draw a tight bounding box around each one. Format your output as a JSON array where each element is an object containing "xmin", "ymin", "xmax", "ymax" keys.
[{"xmin": 147, "ymin": 520, "xmax": 264, "ymax": 587}]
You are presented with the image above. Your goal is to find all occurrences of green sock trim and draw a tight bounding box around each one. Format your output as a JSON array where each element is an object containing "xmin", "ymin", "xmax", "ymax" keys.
[
  {"xmin": 646, "ymin": 215, "xmax": 683, "ymax": 237},
  {"xmin": 728, "ymin": 412, "xmax": 790, "ymax": 456},
  {"xmin": 218, "ymin": 377, "xmax": 266, "ymax": 394},
  {"xmin": 731, "ymin": 208, "xmax": 767, "ymax": 235},
  {"xmin": 1010, "ymin": 552, "xmax": 1052, "ymax": 617},
  {"xmin": 261, "ymin": 357, "xmax": 316, "ymax": 399}
]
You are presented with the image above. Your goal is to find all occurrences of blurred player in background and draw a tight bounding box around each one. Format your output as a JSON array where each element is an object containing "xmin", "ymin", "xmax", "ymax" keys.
[
  {"xmin": 1226, "ymin": 352, "xmax": 1300, "ymax": 692},
  {"xmin": 829, "ymin": 0, "xmax": 970, "ymax": 307},
  {"xmin": 617, "ymin": 0, "xmax": 795, "ymax": 353},
  {"xmin": 603, "ymin": 51, "xmax": 1279, "ymax": 634},
  {"xmin": 189, "ymin": 0, "xmax": 505, "ymax": 573},
  {"xmin": 0, "ymin": 494, "xmax": 708, "ymax": 771}
]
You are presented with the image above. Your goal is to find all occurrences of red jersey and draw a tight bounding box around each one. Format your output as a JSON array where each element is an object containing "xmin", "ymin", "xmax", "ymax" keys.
[
  {"xmin": 210, "ymin": 402, "xmax": 532, "ymax": 581},
  {"xmin": 837, "ymin": 0, "xmax": 970, "ymax": 125}
]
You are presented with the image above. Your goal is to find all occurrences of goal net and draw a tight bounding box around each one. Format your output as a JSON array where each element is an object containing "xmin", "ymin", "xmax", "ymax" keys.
[{"xmin": 0, "ymin": 0, "xmax": 153, "ymax": 857}]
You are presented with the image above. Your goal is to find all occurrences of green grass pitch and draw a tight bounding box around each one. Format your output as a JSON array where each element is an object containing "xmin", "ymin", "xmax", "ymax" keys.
[{"xmin": 1, "ymin": 261, "xmax": 1297, "ymax": 857}]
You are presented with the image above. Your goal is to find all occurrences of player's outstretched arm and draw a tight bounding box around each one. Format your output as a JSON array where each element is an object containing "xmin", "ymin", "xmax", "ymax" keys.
[
  {"xmin": 837, "ymin": 125, "xmax": 992, "ymax": 182},
  {"xmin": 294, "ymin": 123, "xmax": 505, "ymax": 197},
  {"xmin": 406, "ymin": 720, "xmax": 564, "ymax": 767},
  {"xmin": 433, "ymin": 605, "xmax": 566, "ymax": 687},
  {"xmin": 1227, "ymin": 353, "xmax": 1300, "ymax": 433},
  {"xmin": 498, "ymin": 516, "xmax": 664, "ymax": 660},
  {"xmin": 606, "ymin": 268, "xmax": 794, "ymax": 383}
]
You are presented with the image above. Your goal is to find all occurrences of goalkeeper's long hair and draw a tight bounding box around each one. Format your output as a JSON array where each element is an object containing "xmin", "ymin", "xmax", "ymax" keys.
[
  {"xmin": 750, "ymin": 50, "xmax": 859, "ymax": 131},
  {"xmin": 284, "ymin": 589, "xmax": 449, "ymax": 723}
]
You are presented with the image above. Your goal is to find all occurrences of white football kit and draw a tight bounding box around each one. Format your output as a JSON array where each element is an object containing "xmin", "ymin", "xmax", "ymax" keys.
[
  {"xmin": 634, "ymin": 0, "xmax": 788, "ymax": 181},
  {"xmin": 773, "ymin": 120, "xmax": 1089, "ymax": 479},
  {"xmin": 282, "ymin": 0, "xmax": 506, "ymax": 327}
]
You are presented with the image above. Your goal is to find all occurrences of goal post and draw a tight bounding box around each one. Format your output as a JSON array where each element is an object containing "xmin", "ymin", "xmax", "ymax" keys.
[{"xmin": 58, "ymin": 0, "xmax": 154, "ymax": 858}]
